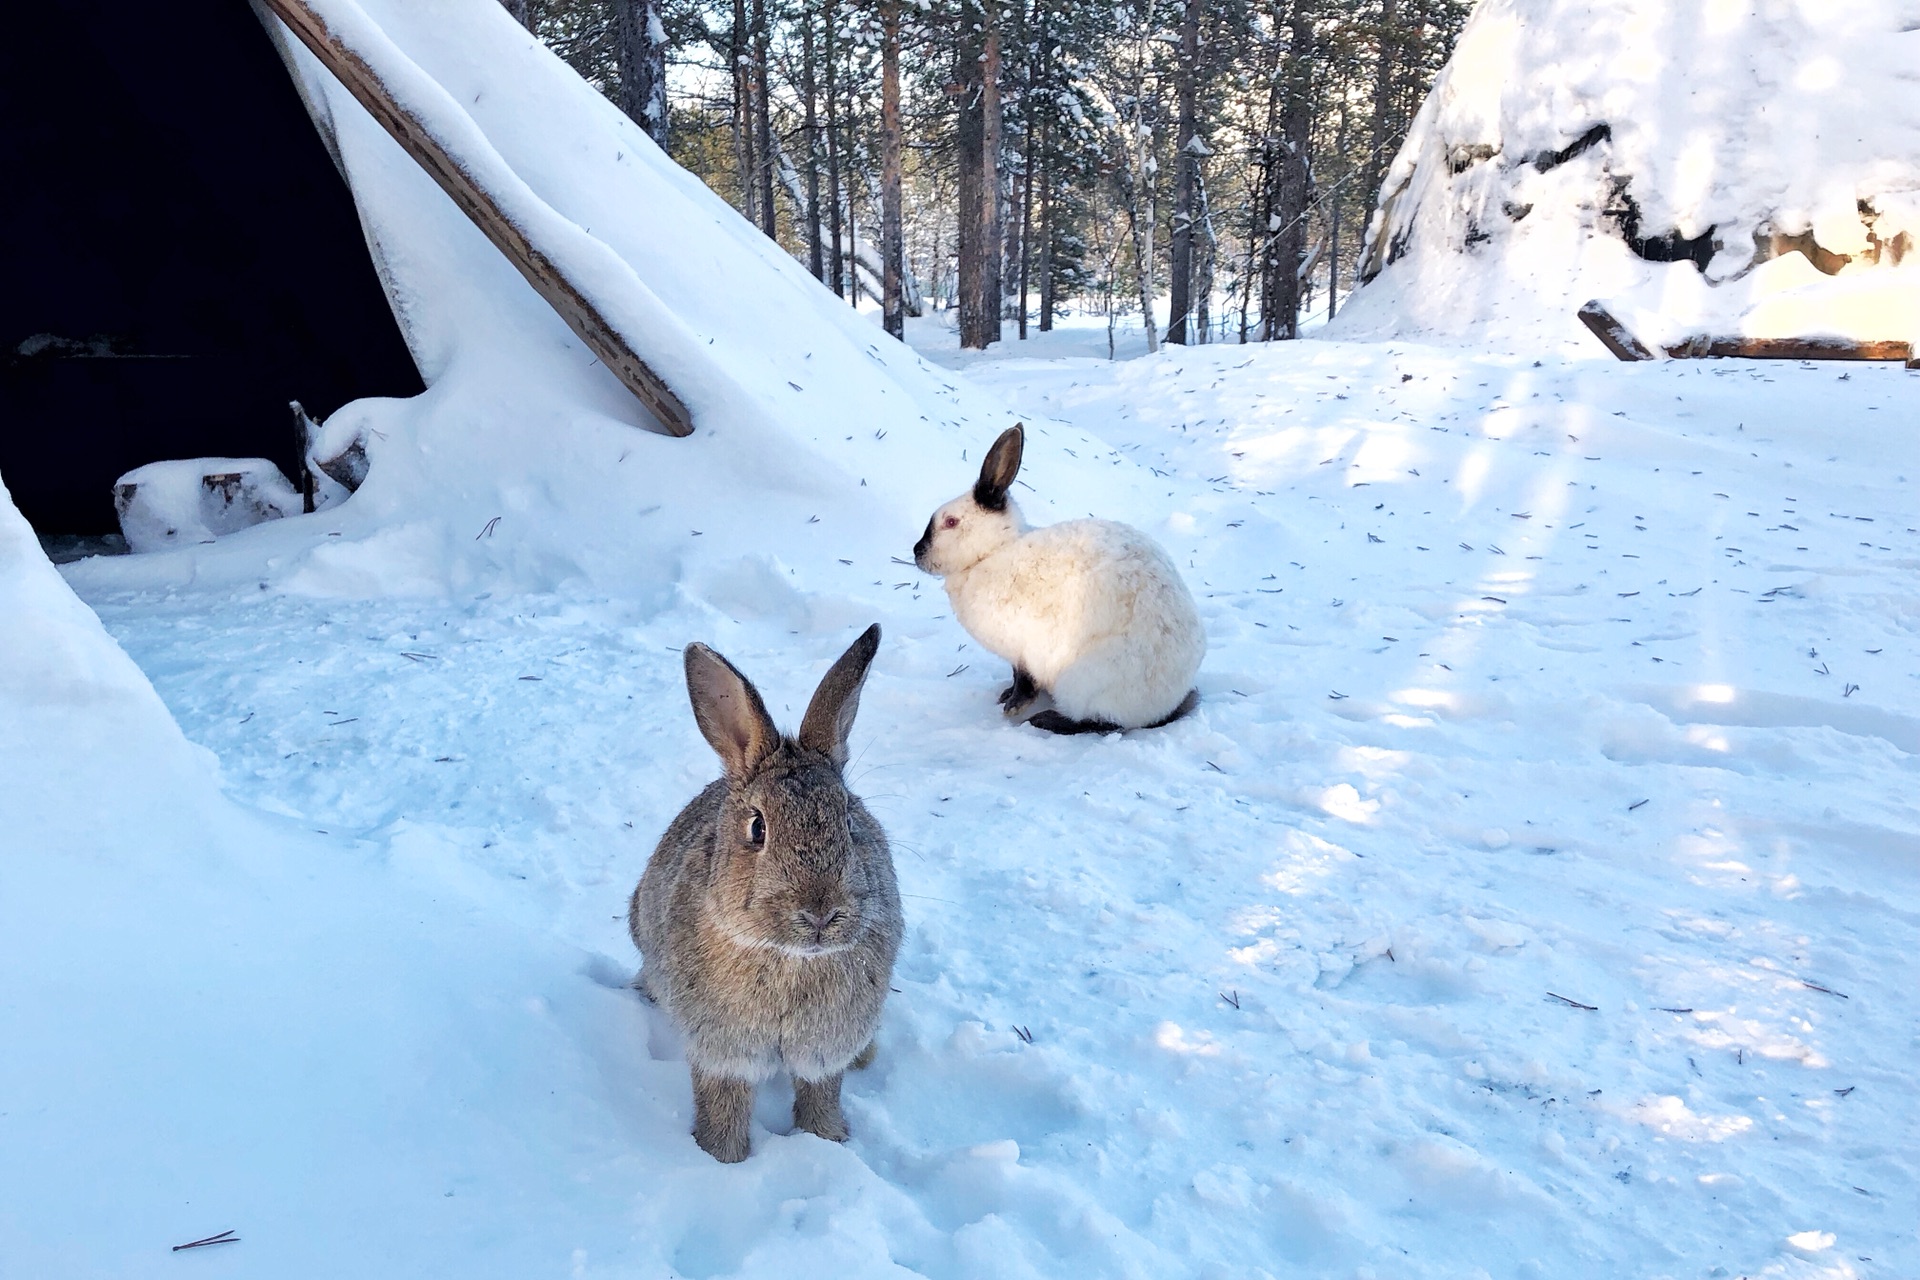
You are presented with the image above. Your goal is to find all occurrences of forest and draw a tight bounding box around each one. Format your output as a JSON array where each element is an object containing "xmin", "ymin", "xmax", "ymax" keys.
[{"xmin": 509, "ymin": 0, "xmax": 1469, "ymax": 348}]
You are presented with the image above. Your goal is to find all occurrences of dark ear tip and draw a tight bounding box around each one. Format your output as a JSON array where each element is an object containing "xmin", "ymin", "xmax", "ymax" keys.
[{"xmin": 846, "ymin": 623, "xmax": 881, "ymax": 666}]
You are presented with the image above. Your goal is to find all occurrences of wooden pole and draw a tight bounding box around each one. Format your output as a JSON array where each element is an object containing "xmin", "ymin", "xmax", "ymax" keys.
[
  {"xmin": 1580, "ymin": 300, "xmax": 1916, "ymax": 367},
  {"xmin": 259, "ymin": 0, "xmax": 694, "ymax": 436},
  {"xmin": 1665, "ymin": 334, "xmax": 1914, "ymax": 363},
  {"xmin": 1576, "ymin": 300, "xmax": 1655, "ymax": 361}
]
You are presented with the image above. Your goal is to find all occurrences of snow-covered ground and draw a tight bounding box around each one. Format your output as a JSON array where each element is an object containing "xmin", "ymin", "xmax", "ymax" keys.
[{"xmin": 10, "ymin": 332, "xmax": 1914, "ymax": 1278}]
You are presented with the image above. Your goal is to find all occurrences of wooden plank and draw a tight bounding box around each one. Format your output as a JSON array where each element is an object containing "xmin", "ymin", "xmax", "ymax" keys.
[
  {"xmin": 1576, "ymin": 299, "xmax": 1655, "ymax": 361},
  {"xmin": 1663, "ymin": 334, "xmax": 1914, "ymax": 363},
  {"xmin": 258, "ymin": 0, "xmax": 694, "ymax": 436}
]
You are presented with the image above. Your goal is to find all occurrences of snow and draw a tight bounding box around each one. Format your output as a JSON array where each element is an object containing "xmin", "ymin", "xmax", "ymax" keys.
[
  {"xmin": 1335, "ymin": 0, "xmax": 1920, "ymax": 353},
  {"xmin": 6, "ymin": 0, "xmax": 1918, "ymax": 1274},
  {"xmin": 12, "ymin": 332, "xmax": 1916, "ymax": 1277},
  {"xmin": 113, "ymin": 456, "xmax": 301, "ymax": 553}
]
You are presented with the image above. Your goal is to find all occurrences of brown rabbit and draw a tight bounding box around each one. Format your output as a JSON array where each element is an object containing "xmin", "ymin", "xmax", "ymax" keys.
[{"xmin": 629, "ymin": 624, "xmax": 902, "ymax": 1163}]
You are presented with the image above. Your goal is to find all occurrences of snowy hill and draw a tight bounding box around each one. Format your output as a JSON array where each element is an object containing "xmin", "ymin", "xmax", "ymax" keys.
[{"xmin": 1333, "ymin": 0, "xmax": 1920, "ymax": 352}]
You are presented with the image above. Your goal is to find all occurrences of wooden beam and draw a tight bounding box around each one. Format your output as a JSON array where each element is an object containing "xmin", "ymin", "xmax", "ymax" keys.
[
  {"xmin": 258, "ymin": 0, "xmax": 694, "ymax": 436},
  {"xmin": 1663, "ymin": 334, "xmax": 1914, "ymax": 364},
  {"xmin": 1577, "ymin": 300, "xmax": 1655, "ymax": 361},
  {"xmin": 1582, "ymin": 300, "xmax": 1916, "ymax": 368}
]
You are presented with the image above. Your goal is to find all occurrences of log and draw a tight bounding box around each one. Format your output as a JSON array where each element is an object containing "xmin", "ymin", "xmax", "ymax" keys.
[
  {"xmin": 1663, "ymin": 334, "xmax": 1914, "ymax": 363},
  {"xmin": 1577, "ymin": 299, "xmax": 1655, "ymax": 361},
  {"xmin": 307, "ymin": 404, "xmax": 370, "ymax": 492},
  {"xmin": 257, "ymin": 0, "xmax": 694, "ymax": 437},
  {"xmin": 291, "ymin": 400, "xmax": 319, "ymax": 512},
  {"xmin": 1581, "ymin": 300, "xmax": 1916, "ymax": 368}
]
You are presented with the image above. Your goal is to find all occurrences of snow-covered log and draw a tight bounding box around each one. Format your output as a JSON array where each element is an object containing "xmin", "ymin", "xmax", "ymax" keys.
[{"xmin": 113, "ymin": 459, "xmax": 302, "ymax": 554}]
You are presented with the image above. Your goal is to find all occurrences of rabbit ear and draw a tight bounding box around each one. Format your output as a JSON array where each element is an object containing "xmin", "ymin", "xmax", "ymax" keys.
[
  {"xmin": 799, "ymin": 624, "xmax": 881, "ymax": 767},
  {"xmin": 973, "ymin": 424, "xmax": 1025, "ymax": 511},
  {"xmin": 684, "ymin": 643, "xmax": 779, "ymax": 776}
]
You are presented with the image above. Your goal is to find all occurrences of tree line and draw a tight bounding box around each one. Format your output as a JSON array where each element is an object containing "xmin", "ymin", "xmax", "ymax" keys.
[{"xmin": 509, "ymin": 0, "xmax": 1469, "ymax": 349}]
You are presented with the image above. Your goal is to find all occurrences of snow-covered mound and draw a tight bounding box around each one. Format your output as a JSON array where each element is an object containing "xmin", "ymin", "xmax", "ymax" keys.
[
  {"xmin": 113, "ymin": 456, "xmax": 301, "ymax": 553},
  {"xmin": 2, "ymin": 457, "xmax": 689, "ymax": 1280},
  {"xmin": 1334, "ymin": 0, "xmax": 1920, "ymax": 352},
  {"xmin": 67, "ymin": 0, "xmax": 1144, "ymax": 606}
]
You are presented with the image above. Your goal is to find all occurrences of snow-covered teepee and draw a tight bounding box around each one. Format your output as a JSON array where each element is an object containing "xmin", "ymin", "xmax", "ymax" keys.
[
  {"xmin": 51, "ymin": 0, "xmax": 1156, "ymax": 602},
  {"xmin": 1331, "ymin": 0, "xmax": 1920, "ymax": 355}
]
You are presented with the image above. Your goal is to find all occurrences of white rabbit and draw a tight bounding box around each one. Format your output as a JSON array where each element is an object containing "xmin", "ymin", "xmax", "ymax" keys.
[{"xmin": 913, "ymin": 425, "xmax": 1204, "ymax": 733}]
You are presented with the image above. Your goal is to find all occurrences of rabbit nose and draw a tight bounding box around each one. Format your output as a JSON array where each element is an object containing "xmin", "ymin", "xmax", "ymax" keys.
[{"xmin": 797, "ymin": 908, "xmax": 844, "ymax": 939}]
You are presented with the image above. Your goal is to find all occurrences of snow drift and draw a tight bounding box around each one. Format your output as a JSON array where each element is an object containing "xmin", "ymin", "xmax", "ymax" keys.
[{"xmin": 1333, "ymin": 0, "xmax": 1920, "ymax": 352}]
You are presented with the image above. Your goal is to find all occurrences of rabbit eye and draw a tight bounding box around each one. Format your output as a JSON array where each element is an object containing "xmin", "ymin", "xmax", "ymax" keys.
[
  {"xmin": 747, "ymin": 809, "xmax": 765, "ymax": 847},
  {"xmin": 942, "ymin": 515, "xmax": 959, "ymax": 529}
]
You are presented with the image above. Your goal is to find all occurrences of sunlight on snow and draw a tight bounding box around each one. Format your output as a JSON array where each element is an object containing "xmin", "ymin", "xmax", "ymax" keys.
[
  {"xmin": 1794, "ymin": 56, "xmax": 1842, "ymax": 92},
  {"xmin": 1628, "ymin": 1095, "xmax": 1755, "ymax": 1142},
  {"xmin": 1260, "ymin": 829, "xmax": 1354, "ymax": 895},
  {"xmin": 1314, "ymin": 782, "xmax": 1381, "ymax": 825},
  {"xmin": 1455, "ymin": 447, "xmax": 1493, "ymax": 511},
  {"xmin": 1703, "ymin": 0, "xmax": 1747, "ymax": 36},
  {"xmin": 1153, "ymin": 1022, "xmax": 1223, "ymax": 1057},
  {"xmin": 1345, "ymin": 428, "xmax": 1419, "ymax": 484},
  {"xmin": 1334, "ymin": 744, "xmax": 1414, "ymax": 777},
  {"xmin": 1393, "ymin": 687, "xmax": 1462, "ymax": 711},
  {"xmin": 1683, "ymin": 724, "xmax": 1732, "ymax": 753}
]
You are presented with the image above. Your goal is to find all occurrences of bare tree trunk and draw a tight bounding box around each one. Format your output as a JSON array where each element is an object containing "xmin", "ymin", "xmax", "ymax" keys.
[
  {"xmin": 732, "ymin": 0, "xmax": 758, "ymax": 224},
  {"xmin": 1245, "ymin": 30, "xmax": 1276, "ymax": 343},
  {"xmin": 1038, "ymin": 105, "xmax": 1054, "ymax": 331},
  {"xmin": 1257, "ymin": 0, "xmax": 1311, "ymax": 341},
  {"xmin": 1166, "ymin": 0, "xmax": 1200, "ymax": 345},
  {"xmin": 880, "ymin": 0, "xmax": 906, "ymax": 338},
  {"xmin": 802, "ymin": 7, "xmax": 825, "ymax": 279},
  {"xmin": 824, "ymin": 0, "xmax": 846, "ymax": 296},
  {"xmin": 1271, "ymin": 0, "xmax": 1314, "ymax": 340},
  {"xmin": 751, "ymin": 0, "xmax": 777, "ymax": 238},
  {"xmin": 956, "ymin": 0, "xmax": 1004, "ymax": 349},
  {"xmin": 984, "ymin": 8, "xmax": 1005, "ymax": 341},
  {"xmin": 1017, "ymin": 0, "xmax": 1043, "ymax": 340},
  {"xmin": 1128, "ymin": 31, "xmax": 1159, "ymax": 356},
  {"xmin": 1368, "ymin": 0, "xmax": 1398, "ymax": 204},
  {"xmin": 848, "ymin": 170, "xmax": 861, "ymax": 307},
  {"xmin": 1328, "ymin": 112, "xmax": 1345, "ymax": 320},
  {"xmin": 614, "ymin": 0, "xmax": 671, "ymax": 150},
  {"xmin": 1195, "ymin": 167, "xmax": 1217, "ymax": 341}
]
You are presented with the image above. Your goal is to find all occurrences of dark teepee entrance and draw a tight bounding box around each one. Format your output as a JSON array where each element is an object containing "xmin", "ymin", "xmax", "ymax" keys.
[{"xmin": 0, "ymin": 0, "xmax": 422, "ymax": 537}]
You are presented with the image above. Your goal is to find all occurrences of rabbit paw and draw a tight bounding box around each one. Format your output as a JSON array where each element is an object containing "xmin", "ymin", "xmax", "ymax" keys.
[
  {"xmin": 997, "ymin": 667, "xmax": 1038, "ymax": 712},
  {"xmin": 793, "ymin": 1075, "xmax": 850, "ymax": 1143},
  {"xmin": 692, "ymin": 1071, "xmax": 754, "ymax": 1163}
]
